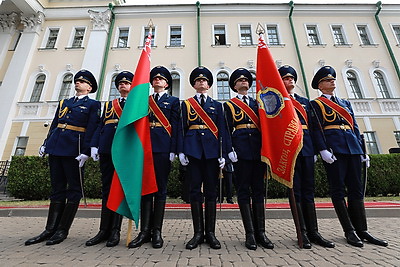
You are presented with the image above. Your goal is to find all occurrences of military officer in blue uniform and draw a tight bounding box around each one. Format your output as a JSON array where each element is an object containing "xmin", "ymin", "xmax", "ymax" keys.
[
  {"xmin": 178, "ymin": 66, "xmax": 229, "ymax": 250},
  {"xmin": 129, "ymin": 66, "xmax": 180, "ymax": 249},
  {"xmin": 25, "ymin": 69, "xmax": 101, "ymax": 246},
  {"xmin": 86, "ymin": 71, "xmax": 133, "ymax": 247},
  {"xmin": 310, "ymin": 66, "xmax": 387, "ymax": 247},
  {"xmin": 224, "ymin": 68, "xmax": 273, "ymax": 250},
  {"xmin": 279, "ymin": 65, "xmax": 334, "ymax": 249}
]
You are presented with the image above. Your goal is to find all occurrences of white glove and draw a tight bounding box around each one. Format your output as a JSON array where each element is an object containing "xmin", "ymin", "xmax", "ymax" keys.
[
  {"xmin": 91, "ymin": 147, "xmax": 99, "ymax": 161},
  {"xmin": 75, "ymin": 154, "xmax": 89, "ymax": 167},
  {"xmin": 228, "ymin": 151, "xmax": 238, "ymax": 163},
  {"xmin": 314, "ymin": 155, "xmax": 318, "ymax": 163},
  {"xmin": 319, "ymin": 150, "xmax": 337, "ymax": 164},
  {"xmin": 179, "ymin": 153, "xmax": 189, "ymax": 166},
  {"xmin": 38, "ymin": 146, "xmax": 46, "ymax": 157},
  {"xmin": 169, "ymin": 152, "xmax": 176, "ymax": 162},
  {"xmin": 218, "ymin": 157, "xmax": 226, "ymax": 169},
  {"xmin": 361, "ymin": 154, "xmax": 370, "ymax": 168}
]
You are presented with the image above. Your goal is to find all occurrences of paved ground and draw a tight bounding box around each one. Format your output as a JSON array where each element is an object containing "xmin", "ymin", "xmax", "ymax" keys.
[{"xmin": 0, "ymin": 206, "xmax": 399, "ymax": 266}]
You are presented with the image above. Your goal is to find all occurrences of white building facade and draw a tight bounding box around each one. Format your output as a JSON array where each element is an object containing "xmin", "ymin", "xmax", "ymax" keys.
[{"xmin": 0, "ymin": 0, "xmax": 399, "ymax": 159}]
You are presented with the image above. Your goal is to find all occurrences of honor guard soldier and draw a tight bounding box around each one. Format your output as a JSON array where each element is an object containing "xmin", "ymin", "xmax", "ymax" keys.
[
  {"xmin": 310, "ymin": 66, "xmax": 388, "ymax": 247},
  {"xmin": 129, "ymin": 66, "xmax": 180, "ymax": 249},
  {"xmin": 224, "ymin": 68, "xmax": 274, "ymax": 250},
  {"xmin": 279, "ymin": 65, "xmax": 334, "ymax": 249},
  {"xmin": 25, "ymin": 69, "xmax": 101, "ymax": 246},
  {"xmin": 86, "ymin": 70, "xmax": 133, "ymax": 247},
  {"xmin": 178, "ymin": 66, "xmax": 229, "ymax": 250}
]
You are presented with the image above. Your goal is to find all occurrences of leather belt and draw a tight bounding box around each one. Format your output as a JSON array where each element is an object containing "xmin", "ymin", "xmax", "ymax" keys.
[
  {"xmin": 324, "ymin": 124, "xmax": 351, "ymax": 130},
  {"xmin": 104, "ymin": 119, "xmax": 119, "ymax": 125},
  {"xmin": 235, "ymin": 123, "xmax": 257, "ymax": 130},
  {"xmin": 57, "ymin": 123, "xmax": 86, "ymax": 132},
  {"xmin": 150, "ymin": 122, "xmax": 163, "ymax": 127},
  {"xmin": 189, "ymin": 125, "xmax": 208, "ymax": 130}
]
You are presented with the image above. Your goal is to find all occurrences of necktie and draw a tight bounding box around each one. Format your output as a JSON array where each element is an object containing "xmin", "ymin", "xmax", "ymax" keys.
[
  {"xmin": 200, "ymin": 94, "xmax": 205, "ymax": 106},
  {"xmin": 154, "ymin": 93, "xmax": 159, "ymax": 102},
  {"xmin": 243, "ymin": 95, "xmax": 248, "ymax": 105},
  {"xmin": 120, "ymin": 98, "xmax": 125, "ymax": 108},
  {"xmin": 331, "ymin": 96, "xmax": 336, "ymax": 103},
  {"xmin": 73, "ymin": 97, "xmax": 78, "ymax": 103}
]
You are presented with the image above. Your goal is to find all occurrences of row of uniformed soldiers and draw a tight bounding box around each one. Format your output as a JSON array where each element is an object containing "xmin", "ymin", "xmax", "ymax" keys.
[{"xmin": 25, "ymin": 64, "xmax": 387, "ymax": 250}]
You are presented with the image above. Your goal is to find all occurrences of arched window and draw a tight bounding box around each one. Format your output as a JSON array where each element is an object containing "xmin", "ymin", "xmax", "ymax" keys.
[
  {"xmin": 30, "ymin": 74, "xmax": 46, "ymax": 102},
  {"xmin": 346, "ymin": 71, "xmax": 362, "ymax": 99},
  {"xmin": 248, "ymin": 71, "xmax": 256, "ymax": 99},
  {"xmin": 109, "ymin": 74, "xmax": 119, "ymax": 100},
  {"xmin": 217, "ymin": 71, "xmax": 230, "ymax": 100},
  {"xmin": 58, "ymin": 73, "xmax": 73, "ymax": 100},
  {"xmin": 171, "ymin": 72, "xmax": 180, "ymax": 98},
  {"xmin": 373, "ymin": 71, "xmax": 390, "ymax": 98}
]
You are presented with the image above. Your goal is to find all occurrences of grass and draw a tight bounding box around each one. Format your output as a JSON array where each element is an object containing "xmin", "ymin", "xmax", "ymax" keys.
[{"xmin": 0, "ymin": 196, "xmax": 399, "ymax": 207}]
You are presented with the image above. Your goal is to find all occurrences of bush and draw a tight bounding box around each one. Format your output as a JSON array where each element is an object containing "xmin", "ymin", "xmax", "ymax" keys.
[{"xmin": 6, "ymin": 154, "xmax": 400, "ymax": 200}]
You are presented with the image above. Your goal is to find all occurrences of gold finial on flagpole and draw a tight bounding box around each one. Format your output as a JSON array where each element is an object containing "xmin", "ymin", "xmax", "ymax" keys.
[
  {"xmin": 256, "ymin": 23, "xmax": 265, "ymax": 35},
  {"xmin": 148, "ymin": 19, "xmax": 154, "ymax": 33}
]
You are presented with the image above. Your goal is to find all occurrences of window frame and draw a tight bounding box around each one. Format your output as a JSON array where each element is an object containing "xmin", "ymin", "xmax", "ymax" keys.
[
  {"xmin": 345, "ymin": 70, "xmax": 363, "ymax": 99},
  {"xmin": 390, "ymin": 24, "xmax": 400, "ymax": 46},
  {"xmin": 40, "ymin": 27, "xmax": 61, "ymax": 50},
  {"xmin": 140, "ymin": 26, "xmax": 157, "ymax": 48},
  {"xmin": 355, "ymin": 24, "xmax": 377, "ymax": 47},
  {"xmin": 167, "ymin": 25, "xmax": 184, "ymax": 48},
  {"xmin": 58, "ymin": 73, "xmax": 74, "ymax": 101},
  {"xmin": 216, "ymin": 71, "xmax": 231, "ymax": 101},
  {"xmin": 363, "ymin": 131, "xmax": 380, "ymax": 154},
  {"xmin": 14, "ymin": 136, "xmax": 29, "ymax": 156},
  {"xmin": 212, "ymin": 24, "xmax": 229, "ymax": 47},
  {"xmin": 114, "ymin": 26, "xmax": 130, "ymax": 49},
  {"xmin": 67, "ymin": 26, "xmax": 87, "ymax": 49},
  {"xmin": 238, "ymin": 24, "xmax": 254, "ymax": 47},
  {"xmin": 30, "ymin": 74, "xmax": 46, "ymax": 102},
  {"xmin": 265, "ymin": 24, "xmax": 283, "ymax": 47},
  {"xmin": 372, "ymin": 70, "xmax": 391, "ymax": 99},
  {"xmin": 394, "ymin": 131, "xmax": 400, "ymax": 147},
  {"xmin": 108, "ymin": 73, "xmax": 120, "ymax": 101},
  {"xmin": 330, "ymin": 24, "xmax": 351, "ymax": 47},
  {"xmin": 305, "ymin": 24, "xmax": 326, "ymax": 47}
]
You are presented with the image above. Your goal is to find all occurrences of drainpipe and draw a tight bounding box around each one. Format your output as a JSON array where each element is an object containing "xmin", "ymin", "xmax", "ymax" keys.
[
  {"xmin": 196, "ymin": 1, "xmax": 201, "ymax": 66},
  {"xmin": 96, "ymin": 2, "xmax": 116, "ymax": 100},
  {"xmin": 375, "ymin": 1, "xmax": 400, "ymax": 82},
  {"xmin": 288, "ymin": 1, "xmax": 310, "ymax": 99}
]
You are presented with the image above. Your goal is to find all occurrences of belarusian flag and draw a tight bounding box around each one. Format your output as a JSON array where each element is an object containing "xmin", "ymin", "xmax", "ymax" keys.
[
  {"xmin": 107, "ymin": 33, "xmax": 158, "ymax": 226},
  {"xmin": 255, "ymin": 33, "xmax": 303, "ymax": 188}
]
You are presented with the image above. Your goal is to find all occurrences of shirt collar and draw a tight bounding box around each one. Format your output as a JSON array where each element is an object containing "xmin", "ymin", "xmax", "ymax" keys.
[
  {"xmin": 154, "ymin": 91, "xmax": 166, "ymax": 98},
  {"xmin": 196, "ymin": 92, "xmax": 208, "ymax": 100}
]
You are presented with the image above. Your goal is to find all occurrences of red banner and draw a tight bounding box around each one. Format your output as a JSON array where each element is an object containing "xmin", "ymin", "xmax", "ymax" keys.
[{"xmin": 255, "ymin": 34, "xmax": 303, "ymax": 188}]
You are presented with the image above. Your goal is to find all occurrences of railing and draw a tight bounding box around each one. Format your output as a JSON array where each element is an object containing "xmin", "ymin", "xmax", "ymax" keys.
[{"xmin": 0, "ymin": 160, "xmax": 11, "ymax": 194}]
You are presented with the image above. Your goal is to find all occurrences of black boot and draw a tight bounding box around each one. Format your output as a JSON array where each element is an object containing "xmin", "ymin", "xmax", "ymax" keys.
[
  {"xmin": 185, "ymin": 202, "xmax": 204, "ymax": 250},
  {"xmin": 128, "ymin": 198, "xmax": 153, "ymax": 248},
  {"xmin": 252, "ymin": 202, "xmax": 274, "ymax": 249},
  {"xmin": 348, "ymin": 199, "xmax": 388, "ymax": 247},
  {"xmin": 302, "ymin": 202, "xmax": 335, "ymax": 248},
  {"xmin": 204, "ymin": 202, "xmax": 221, "ymax": 249},
  {"xmin": 106, "ymin": 213, "xmax": 123, "ymax": 247},
  {"xmin": 332, "ymin": 199, "xmax": 363, "ymax": 247},
  {"xmin": 25, "ymin": 201, "xmax": 65, "ymax": 245},
  {"xmin": 152, "ymin": 200, "xmax": 166, "ymax": 249},
  {"xmin": 46, "ymin": 202, "xmax": 79, "ymax": 245},
  {"xmin": 291, "ymin": 202, "xmax": 311, "ymax": 249},
  {"xmin": 85, "ymin": 203, "xmax": 112, "ymax": 246},
  {"xmin": 239, "ymin": 203, "xmax": 257, "ymax": 250}
]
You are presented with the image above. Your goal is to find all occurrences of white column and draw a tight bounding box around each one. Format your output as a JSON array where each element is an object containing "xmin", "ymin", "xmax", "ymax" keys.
[
  {"xmin": 82, "ymin": 9, "xmax": 111, "ymax": 94},
  {"xmin": 0, "ymin": 12, "xmax": 18, "ymax": 70},
  {"xmin": 0, "ymin": 12, "xmax": 44, "ymax": 159}
]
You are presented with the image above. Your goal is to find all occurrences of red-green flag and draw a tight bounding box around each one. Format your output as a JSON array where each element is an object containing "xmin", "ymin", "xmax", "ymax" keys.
[
  {"xmin": 107, "ymin": 33, "xmax": 158, "ymax": 226},
  {"xmin": 256, "ymin": 33, "xmax": 303, "ymax": 188}
]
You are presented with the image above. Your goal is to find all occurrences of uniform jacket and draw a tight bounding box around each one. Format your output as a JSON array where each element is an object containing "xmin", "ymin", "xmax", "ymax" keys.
[
  {"xmin": 45, "ymin": 96, "xmax": 101, "ymax": 157},
  {"xmin": 310, "ymin": 95, "xmax": 363, "ymax": 155},
  {"xmin": 149, "ymin": 93, "xmax": 180, "ymax": 153},
  {"xmin": 293, "ymin": 93, "xmax": 315, "ymax": 157},
  {"xmin": 178, "ymin": 96, "xmax": 232, "ymax": 160},
  {"xmin": 224, "ymin": 96, "xmax": 261, "ymax": 161}
]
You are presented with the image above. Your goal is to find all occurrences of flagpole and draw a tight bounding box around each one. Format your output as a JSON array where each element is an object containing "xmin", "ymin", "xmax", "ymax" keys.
[
  {"xmin": 126, "ymin": 219, "xmax": 133, "ymax": 247},
  {"xmin": 288, "ymin": 188, "xmax": 303, "ymax": 248}
]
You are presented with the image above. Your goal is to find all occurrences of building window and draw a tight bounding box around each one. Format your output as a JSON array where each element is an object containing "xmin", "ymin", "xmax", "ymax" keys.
[
  {"xmin": 170, "ymin": 72, "xmax": 180, "ymax": 98},
  {"xmin": 213, "ymin": 25, "xmax": 227, "ymax": 46},
  {"xmin": 331, "ymin": 25, "xmax": 346, "ymax": 45},
  {"xmin": 394, "ymin": 131, "xmax": 400, "ymax": 147},
  {"xmin": 109, "ymin": 74, "xmax": 119, "ymax": 101},
  {"xmin": 143, "ymin": 27, "xmax": 155, "ymax": 47},
  {"xmin": 14, "ymin": 137, "xmax": 29, "ymax": 156},
  {"xmin": 58, "ymin": 74, "xmax": 73, "ymax": 100},
  {"xmin": 240, "ymin": 25, "xmax": 253, "ymax": 46},
  {"xmin": 346, "ymin": 71, "xmax": 363, "ymax": 99},
  {"xmin": 117, "ymin": 28, "xmax": 129, "ymax": 48},
  {"xmin": 392, "ymin": 25, "xmax": 400, "ymax": 44},
  {"xmin": 357, "ymin": 25, "xmax": 372, "ymax": 46},
  {"xmin": 373, "ymin": 71, "xmax": 390, "ymax": 98},
  {"xmin": 266, "ymin": 25, "xmax": 280, "ymax": 46},
  {"xmin": 248, "ymin": 71, "xmax": 256, "ymax": 99},
  {"xmin": 30, "ymin": 74, "xmax": 46, "ymax": 102},
  {"xmin": 72, "ymin": 27, "xmax": 85, "ymax": 48},
  {"xmin": 364, "ymin": 131, "xmax": 379, "ymax": 154},
  {"xmin": 306, "ymin": 25, "xmax": 321, "ymax": 45},
  {"xmin": 217, "ymin": 71, "xmax": 230, "ymax": 100},
  {"xmin": 169, "ymin": 26, "xmax": 182, "ymax": 47},
  {"xmin": 46, "ymin": 28, "xmax": 59, "ymax": 49}
]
